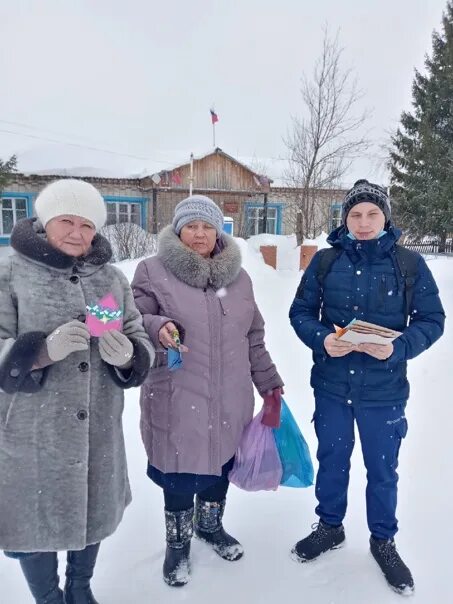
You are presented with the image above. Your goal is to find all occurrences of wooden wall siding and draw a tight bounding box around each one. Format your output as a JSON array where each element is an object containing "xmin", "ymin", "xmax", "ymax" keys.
[
  {"xmin": 152, "ymin": 189, "xmax": 260, "ymax": 235},
  {"xmin": 162, "ymin": 153, "xmax": 264, "ymax": 192}
]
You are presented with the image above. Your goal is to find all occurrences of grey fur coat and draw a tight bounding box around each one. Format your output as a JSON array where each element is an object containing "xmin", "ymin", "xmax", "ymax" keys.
[
  {"xmin": 132, "ymin": 226, "xmax": 283, "ymax": 476},
  {"xmin": 0, "ymin": 218, "xmax": 153, "ymax": 552}
]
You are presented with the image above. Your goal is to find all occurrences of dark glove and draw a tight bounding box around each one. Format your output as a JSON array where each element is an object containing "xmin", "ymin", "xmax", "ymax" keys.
[{"xmin": 261, "ymin": 387, "xmax": 283, "ymax": 428}]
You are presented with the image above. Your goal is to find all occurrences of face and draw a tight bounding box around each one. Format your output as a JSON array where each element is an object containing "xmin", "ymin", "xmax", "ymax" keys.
[
  {"xmin": 346, "ymin": 202, "xmax": 386, "ymax": 240},
  {"xmin": 179, "ymin": 221, "xmax": 217, "ymax": 257},
  {"xmin": 45, "ymin": 215, "xmax": 96, "ymax": 257}
]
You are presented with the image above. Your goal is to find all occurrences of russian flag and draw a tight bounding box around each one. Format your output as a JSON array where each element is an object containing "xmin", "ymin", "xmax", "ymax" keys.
[{"xmin": 210, "ymin": 109, "xmax": 219, "ymax": 124}]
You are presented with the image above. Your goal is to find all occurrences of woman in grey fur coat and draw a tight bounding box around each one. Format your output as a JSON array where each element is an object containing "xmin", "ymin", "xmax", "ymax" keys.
[
  {"xmin": 132, "ymin": 194, "xmax": 283, "ymax": 587},
  {"xmin": 0, "ymin": 179, "xmax": 153, "ymax": 604}
]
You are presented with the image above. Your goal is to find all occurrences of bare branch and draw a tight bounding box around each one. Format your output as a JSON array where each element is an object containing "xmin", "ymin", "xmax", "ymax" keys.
[
  {"xmin": 283, "ymin": 27, "xmax": 371, "ymax": 242},
  {"xmin": 100, "ymin": 222, "xmax": 157, "ymax": 262}
]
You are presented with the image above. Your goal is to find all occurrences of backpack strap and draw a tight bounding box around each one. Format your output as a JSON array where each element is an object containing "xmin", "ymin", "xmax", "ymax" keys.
[
  {"xmin": 393, "ymin": 244, "xmax": 419, "ymax": 323},
  {"xmin": 315, "ymin": 247, "xmax": 343, "ymax": 289}
]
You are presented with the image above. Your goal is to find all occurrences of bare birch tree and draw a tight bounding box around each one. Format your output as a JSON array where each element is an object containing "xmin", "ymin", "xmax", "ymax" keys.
[{"xmin": 284, "ymin": 29, "xmax": 370, "ymax": 243}]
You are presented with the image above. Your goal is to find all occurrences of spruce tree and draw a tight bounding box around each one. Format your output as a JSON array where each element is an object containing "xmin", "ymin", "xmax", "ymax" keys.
[
  {"xmin": 390, "ymin": 1, "xmax": 453, "ymax": 249},
  {"xmin": 0, "ymin": 155, "xmax": 17, "ymax": 194}
]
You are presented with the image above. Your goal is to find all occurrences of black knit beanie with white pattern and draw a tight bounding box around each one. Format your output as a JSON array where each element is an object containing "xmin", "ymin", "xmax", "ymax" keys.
[{"xmin": 341, "ymin": 179, "xmax": 391, "ymax": 225}]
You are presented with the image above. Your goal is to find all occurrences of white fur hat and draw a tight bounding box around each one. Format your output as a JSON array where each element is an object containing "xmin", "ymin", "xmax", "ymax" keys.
[{"xmin": 35, "ymin": 178, "xmax": 107, "ymax": 230}]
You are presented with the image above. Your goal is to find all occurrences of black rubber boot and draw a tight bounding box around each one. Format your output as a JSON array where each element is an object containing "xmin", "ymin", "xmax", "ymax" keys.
[
  {"xmin": 194, "ymin": 497, "xmax": 244, "ymax": 561},
  {"xmin": 291, "ymin": 520, "xmax": 345, "ymax": 562},
  {"xmin": 64, "ymin": 543, "xmax": 100, "ymax": 604},
  {"xmin": 370, "ymin": 536, "xmax": 414, "ymax": 596},
  {"xmin": 19, "ymin": 552, "xmax": 65, "ymax": 604},
  {"xmin": 163, "ymin": 507, "xmax": 193, "ymax": 587}
]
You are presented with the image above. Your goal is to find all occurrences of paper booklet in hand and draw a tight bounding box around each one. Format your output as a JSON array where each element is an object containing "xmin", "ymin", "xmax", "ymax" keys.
[
  {"xmin": 85, "ymin": 293, "xmax": 123, "ymax": 337},
  {"xmin": 334, "ymin": 319, "xmax": 402, "ymax": 346}
]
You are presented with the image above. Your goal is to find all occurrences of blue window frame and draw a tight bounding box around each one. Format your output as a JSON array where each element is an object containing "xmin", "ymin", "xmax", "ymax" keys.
[
  {"xmin": 103, "ymin": 196, "xmax": 147, "ymax": 229},
  {"xmin": 244, "ymin": 202, "xmax": 283, "ymax": 236},
  {"xmin": 330, "ymin": 202, "xmax": 342, "ymax": 231},
  {"xmin": 0, "ymin": 192, "xmax": 34, "ymax": 245}
]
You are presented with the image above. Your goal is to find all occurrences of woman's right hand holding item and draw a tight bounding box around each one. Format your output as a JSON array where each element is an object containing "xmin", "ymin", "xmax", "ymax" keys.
[
  {"xmin": 158, "ymin": 322, "xmax": 188, "ymax": 351},
  {"xmin": 46, "ymin": 320, "xmax": 90, "ymax": 362}
]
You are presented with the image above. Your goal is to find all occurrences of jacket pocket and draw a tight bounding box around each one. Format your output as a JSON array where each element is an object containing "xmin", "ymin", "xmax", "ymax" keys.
[
  {"xmin": 0, "ymin": 394, "xmax": 16, "ymax": 428},
  {"xmin": 383, "ymin": 274, "xmax": 402, "ymax": 313},
  {"xmin": 152, "ymin": 349, "xmax": 168, "ymax": 369},
  {"xmin": 393, "ymin": 416, "xmax": 408, "ymax": 464}
]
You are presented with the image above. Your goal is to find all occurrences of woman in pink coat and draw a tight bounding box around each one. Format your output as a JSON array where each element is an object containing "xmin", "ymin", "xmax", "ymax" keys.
[{"xmin": 132, "ymin": 195, "xmax": 283, "ymax": 587}]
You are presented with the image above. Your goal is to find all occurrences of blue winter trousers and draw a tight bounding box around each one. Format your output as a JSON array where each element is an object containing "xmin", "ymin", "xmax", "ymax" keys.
[{"xmin": 313, "ymin": 395, "xmax": 408, "ymax": 540}]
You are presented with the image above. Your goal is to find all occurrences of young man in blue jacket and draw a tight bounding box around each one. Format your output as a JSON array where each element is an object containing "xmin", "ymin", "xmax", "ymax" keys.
[{"xmin": 289, "ymin": 180, "xmax": 445, "ymax": 595}]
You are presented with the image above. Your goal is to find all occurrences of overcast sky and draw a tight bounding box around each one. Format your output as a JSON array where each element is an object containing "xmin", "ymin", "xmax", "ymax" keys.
[{"xmin": 0, "ymin": 0, "xmax": 449, "ymax": 186}]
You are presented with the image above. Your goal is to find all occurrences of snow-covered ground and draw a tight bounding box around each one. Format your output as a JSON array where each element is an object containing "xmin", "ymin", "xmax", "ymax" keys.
[{"xmin": 1, "ymin": 239, "xmax": 452, "ymax": 603}]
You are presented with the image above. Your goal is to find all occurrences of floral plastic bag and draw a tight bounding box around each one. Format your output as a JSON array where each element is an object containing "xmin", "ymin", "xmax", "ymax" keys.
[
  {"xmin": 229, "ymin": 409, "xmax": 283, "ymax": 491},
  {"xmin": 273, "ymin": 398, "xmax": 314, "ymax": 488}
]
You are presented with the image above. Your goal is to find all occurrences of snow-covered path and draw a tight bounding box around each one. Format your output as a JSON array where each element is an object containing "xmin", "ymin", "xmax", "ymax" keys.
[{"xmin": 1, "ymin": 246, "xmax": 451, "ymax": 603}]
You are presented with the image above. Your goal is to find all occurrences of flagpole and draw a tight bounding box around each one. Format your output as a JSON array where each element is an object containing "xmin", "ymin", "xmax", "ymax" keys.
[
  {"xmin": 189, "ymin": 153, "xmax": 194, "ymax": 195},
  {"xmin": 210, "ymin": 108, "xmax": 218, "ymax": 148}
]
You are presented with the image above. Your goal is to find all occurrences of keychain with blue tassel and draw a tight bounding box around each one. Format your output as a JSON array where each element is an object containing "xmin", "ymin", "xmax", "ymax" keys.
[{"xmin": 167, "ymin": 329, "xmax": 183, "ymax": 371}]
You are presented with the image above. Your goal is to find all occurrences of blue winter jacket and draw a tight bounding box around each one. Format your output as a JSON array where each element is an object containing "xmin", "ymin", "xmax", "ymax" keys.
[{"xmin": 289, "ymin": 225, "xmax": 445, "ymax": 406}]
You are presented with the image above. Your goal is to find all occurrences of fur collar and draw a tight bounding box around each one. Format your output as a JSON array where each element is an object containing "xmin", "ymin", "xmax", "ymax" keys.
[
  {"xmin": 157, "ymin": 225, "xmax": 242, "ymax": 289},
  {"xmin": 10, "ymin": 218, "xmax": 112, "ymax": 269}
]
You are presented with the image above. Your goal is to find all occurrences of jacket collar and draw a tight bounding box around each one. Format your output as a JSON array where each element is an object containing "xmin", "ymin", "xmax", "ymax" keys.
[
  {"xmin": 10, "ymin": 217, "xmax": 112, "ymax": 269},
  {"xmin": 157, "ymin": 225, "xmax": 242, "ymax": 289}
]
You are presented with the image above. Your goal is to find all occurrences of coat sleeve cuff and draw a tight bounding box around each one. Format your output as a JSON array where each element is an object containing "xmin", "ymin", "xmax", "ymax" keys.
[
  {"xmin": 0, "ymin": 332, "xmax": 48, "ymax": 394},
  {"xmin": 312, "ymin": 328, "xmax": 334, "ymax": 355},
  {"xmin": 387, "ymin": 337, "xmax": 407, "ymax": 364},
  {"xmin": 254, "ymin": 374, "xmax": 285, "ymax": 396},
  {"xmin": 106, "ymin": 337, "xmax": 152, "ymax": 389}
]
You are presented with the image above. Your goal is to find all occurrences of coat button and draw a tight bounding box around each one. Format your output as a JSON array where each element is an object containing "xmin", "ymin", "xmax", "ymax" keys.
[
  {"xmin": 70, "ymin": 275, "xmax": 80, "ymax": 284},
  {"xmin": 77, "ymin": 314, "xmax": 86, "ymax": 322},
  {"xmin": 78, "ymin": 362, "xmax": 89, "ymax": 372},
  {"xmin": 9, "ymin": 368, "xmax": 20, "ymax": 377},
  {"xmin": 77, "ymin": 410, "xmax": 88, "ymax": 421}
]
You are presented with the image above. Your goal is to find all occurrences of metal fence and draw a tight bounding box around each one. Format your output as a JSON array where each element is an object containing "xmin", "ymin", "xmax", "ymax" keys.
[{"xmin": 401, "ymin": 242, "xmax": 453, "ymax": 254}]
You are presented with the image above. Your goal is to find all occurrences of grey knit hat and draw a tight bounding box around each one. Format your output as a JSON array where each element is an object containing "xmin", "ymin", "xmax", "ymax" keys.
[
  {"xmin": 342, "ymin": 179, "xmax": 391, "ymax": 225},
  {"xmin": 172, "ymin": 195, "xmax": 224, "ymax": 235}
]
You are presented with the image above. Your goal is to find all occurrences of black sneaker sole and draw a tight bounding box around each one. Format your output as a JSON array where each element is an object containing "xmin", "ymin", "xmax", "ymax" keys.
[
  {"xmin": 290, "ymin": 540, "xmax": 345, "ymax": 563},
  {"xmin": 369, "ymin": 551, "xmax": 415, "ymax": 597}
]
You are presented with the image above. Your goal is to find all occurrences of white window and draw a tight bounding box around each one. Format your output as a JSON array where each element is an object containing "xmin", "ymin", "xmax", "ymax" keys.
[
  {"xmin": 246, "ymin": 206, "xmax": 277, "ymax": 236},
  {"xmin": 0, "ymin": 197, "xmax": 27, "ymax": 235},
  {"xmin": 330, "ymin": 203, "xmax": 342, "ymax": 230},
  {"xmin": 106, "ymin": 202, "xmax": 141, "ymax": 226}
]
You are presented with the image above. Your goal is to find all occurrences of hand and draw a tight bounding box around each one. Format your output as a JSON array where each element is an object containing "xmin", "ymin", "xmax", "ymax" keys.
[
  {"xmin": 324, "ymin": 333, "xmax": 357, "ymax": 358},
  {"xmin": 158, "ymin": 322, "xmax": 189, "ymax": 351},
  {"xmin": 261, "ymin": 387, "xmax": 283, "ymax": 428},
  {"xmin": 356, "ymin": 342, "xmax": 394, "ymax": 360},
  {"xmin": 99, "ymin": 330, "xmax": 133, "ymax": 368},
  {"xmin": 46, "ymin": 320, "xmax": 90, "ymax": 362}
]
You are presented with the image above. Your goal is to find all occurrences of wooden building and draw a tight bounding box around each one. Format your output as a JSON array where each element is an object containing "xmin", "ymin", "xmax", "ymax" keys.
[{"xmin": 0, "ymin": 148, "xmax": 346, "ymax": 249}]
